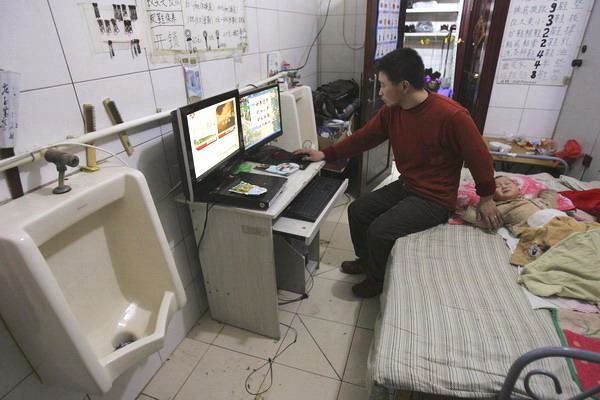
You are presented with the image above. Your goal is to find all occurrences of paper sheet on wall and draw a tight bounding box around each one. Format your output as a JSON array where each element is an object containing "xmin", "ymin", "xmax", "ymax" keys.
[
  {"xmin": 143, "ymin": 0, "xmax": 248, "ymax": 62},
  {"xmin": 496, "ymin": 0, "xmax": 593, "ymax": 86},
  {"xmin": 82, "ymin": 2, "xmax": 146, "ymax": 55},
  {"xmin": 374, "ymin": 0, "xmax": 401, "ymax": 60},
  {"xmin": 0, "ymin": 71, "xmax": 21, "ymax": 149}
]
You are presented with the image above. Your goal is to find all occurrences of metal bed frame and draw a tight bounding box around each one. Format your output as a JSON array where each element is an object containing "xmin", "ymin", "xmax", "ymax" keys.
[{"xmin": 498, "ymin": 347, "xmax": 600, "ymax": 400}]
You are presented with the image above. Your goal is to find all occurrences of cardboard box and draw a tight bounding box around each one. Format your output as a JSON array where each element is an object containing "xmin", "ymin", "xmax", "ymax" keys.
[
  {"xmin": 319, "ymin": 127, "xmax": 350, "ymax": 172},
  {"xmin": 318, "ymin": 116, "xmax": 353, "ymax": 150},
  {"xmin": 318, "ymin": 130, "xmax": 348, "ymax": 150}
]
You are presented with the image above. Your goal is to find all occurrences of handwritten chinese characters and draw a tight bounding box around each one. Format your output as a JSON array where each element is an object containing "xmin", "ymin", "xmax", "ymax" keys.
[
  {"xmin": 497, "ymin": 0, "xmax": 592, "ymax": 86},
  {"xmin": 145, "ymin": 0, "xmax": 247, "ymax": 55},
  {"xmin": 0, "ymin": 71, "xmax": 21, "ymax": 149}
]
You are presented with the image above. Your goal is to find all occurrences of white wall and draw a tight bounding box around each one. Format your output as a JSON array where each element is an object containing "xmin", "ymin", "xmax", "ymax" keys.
[
  {"xmin": 318, "ymin": 0, "xmax": 367, "ymax": 86},
  {"xmin": 0, "ymin": 1, "xmax": 320, "ymax": 399}
]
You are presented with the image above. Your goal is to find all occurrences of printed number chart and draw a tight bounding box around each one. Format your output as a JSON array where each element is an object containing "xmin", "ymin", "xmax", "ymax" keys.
[{"xmin": 497, "ymin": 0, "xmax": 593, "ymax": 86}]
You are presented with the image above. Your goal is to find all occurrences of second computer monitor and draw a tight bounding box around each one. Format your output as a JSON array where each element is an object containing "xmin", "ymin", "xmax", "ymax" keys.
[{"xmin": 239, "ymin": 84, "xmax": 283, "ymax": 153}]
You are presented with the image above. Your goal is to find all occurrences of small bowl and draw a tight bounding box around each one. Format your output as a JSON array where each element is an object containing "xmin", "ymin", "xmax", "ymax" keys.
[{"xmin": 489, "ymin": 141, "xmax": 512, "ymax": 153}]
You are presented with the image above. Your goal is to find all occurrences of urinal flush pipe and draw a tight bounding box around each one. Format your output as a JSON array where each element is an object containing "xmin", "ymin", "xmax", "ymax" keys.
[{"xmin": 44, "ymin": 149, "xmax": 79, "ymax": 194}]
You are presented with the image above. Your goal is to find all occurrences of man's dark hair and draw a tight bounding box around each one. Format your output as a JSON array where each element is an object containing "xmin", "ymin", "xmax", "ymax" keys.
[{"xmin": 375, "ymin": 48, "xmax": 425, "ymax": 90}]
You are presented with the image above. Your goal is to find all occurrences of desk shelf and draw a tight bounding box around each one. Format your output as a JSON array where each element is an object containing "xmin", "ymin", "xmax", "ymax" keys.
[{"xmin": 188, "ymin": 162, "xmax": 348, "ymax": 339}]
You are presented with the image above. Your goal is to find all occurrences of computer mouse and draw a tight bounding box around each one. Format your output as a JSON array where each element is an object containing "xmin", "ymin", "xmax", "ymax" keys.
[{"xmin": 290, "ymin": 153, "xmax": 309, "ymax": 163}]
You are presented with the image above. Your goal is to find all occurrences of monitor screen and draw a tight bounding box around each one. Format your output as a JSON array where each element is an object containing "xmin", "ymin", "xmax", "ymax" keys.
[
  {"xmin": 239, "ymin": 84, "xmax": 282, "ymax": 152},
  {"xmin": 171, "ymin": 89, "xmax": 243, "ymax": 201}
]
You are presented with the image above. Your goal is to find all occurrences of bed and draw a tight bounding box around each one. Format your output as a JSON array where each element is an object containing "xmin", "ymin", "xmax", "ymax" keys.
[{"xmin": 367, "ymin": 172, "xmax": 600, "ymax": 400}]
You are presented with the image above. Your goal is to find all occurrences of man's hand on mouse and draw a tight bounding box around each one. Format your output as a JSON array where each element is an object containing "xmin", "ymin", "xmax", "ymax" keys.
[{"xmin": 293, "ymin": 148, "xmax": 326, "ymax": 162}]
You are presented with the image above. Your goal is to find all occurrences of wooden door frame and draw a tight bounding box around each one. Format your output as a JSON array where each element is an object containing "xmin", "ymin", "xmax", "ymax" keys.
[
  {"xmin": 359, "ymin": 0, "xmax": 406, "ymax": 126},
  {"xmin": 453, "ymin": 0, "xmax": 511, "ymax": 132}
]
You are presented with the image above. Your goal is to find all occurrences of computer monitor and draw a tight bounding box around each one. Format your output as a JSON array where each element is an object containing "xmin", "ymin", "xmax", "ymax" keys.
[
  {"xmin": 171, "ymin": 89, "xmax": 243, "ymax": 202},
  {"xmin": 239, "ymin": 84, "xmax": 283, "ymax": 156}
]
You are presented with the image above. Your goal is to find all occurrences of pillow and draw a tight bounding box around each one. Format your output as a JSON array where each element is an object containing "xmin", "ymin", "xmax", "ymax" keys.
[{"xmin": 449, "ymin": 176, "xmax": 575, "ymax": 225}]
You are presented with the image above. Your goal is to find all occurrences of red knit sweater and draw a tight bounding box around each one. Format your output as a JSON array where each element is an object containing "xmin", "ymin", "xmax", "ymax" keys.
[{"xmin": 323, "ymin": 92, "xmax": 496, "ymax": 210}]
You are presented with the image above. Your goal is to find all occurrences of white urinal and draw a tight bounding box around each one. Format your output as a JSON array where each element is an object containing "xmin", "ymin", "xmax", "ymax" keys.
[{"xmin": 0, "ymin": 166, "xmax": 186, "ymax": 395}]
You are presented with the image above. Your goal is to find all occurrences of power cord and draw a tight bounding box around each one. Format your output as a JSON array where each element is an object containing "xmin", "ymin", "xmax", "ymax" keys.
[
  {"xmin": 334, "ymin": 193, "xmax": 352, "ymax": 208},
  {"xmin": 277, "ymin": 250, "xmax": 316, "ymax": 305},
  {"xmin": 289, "ymin": 0, "xmax": 332, "ymax": 72},
  {"xmin": 53, "ymin": 142, "xmax": 130, "ymax": 167},
  {"xmin": 156, "ymin": 181, "xmax": 182, "ymax": 203},
  {"xmin": 244, "ymin": 322, "xmax": 298, "ymax": 396},
  {"xmin": 196, "ymin": 202, "xmax": 216, "ymax": 255},
  {"xmin": 342, "ymin": 0, "xmax": 365, "ymax": 50}
]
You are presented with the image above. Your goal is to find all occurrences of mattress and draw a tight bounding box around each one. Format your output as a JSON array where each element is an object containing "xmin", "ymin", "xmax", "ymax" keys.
[{"xmin": 367, "ymin": 223, "xmax": 582, "ymax": 399}]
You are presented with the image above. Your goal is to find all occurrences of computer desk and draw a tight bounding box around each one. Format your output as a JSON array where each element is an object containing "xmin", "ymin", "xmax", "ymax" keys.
[
  {"xmin": 187, "ymin": 161, "xmax": 348, "ymax": 339},
  {"xmin": 482, "ymin": 137, "xmax": 569, "ymax": 173}
]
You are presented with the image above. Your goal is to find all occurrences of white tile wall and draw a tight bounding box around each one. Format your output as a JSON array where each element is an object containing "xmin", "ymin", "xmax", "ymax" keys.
[
  {"xmin": 0, "ymin": 2, "xmax": 321, "ymax": 399},
  {"xmin": 489, "ymin": 84, "xmax": 529, "ymax": 108},
  {"xmin": 317, "ymin": 1, "xmax": 365, "ymax": 86},
  {"xmin": 484, "ymin": 107, "xmax": 523, "ymax": 137},
  {"xmin": 524, "ymin": 85, "xmax": 568, "ymax": 110},
  {"xmin": 0, "ymin": 1, "xmax": 71, "ymax": 91},
  {"xmin": 199, "ymin": 58, "xmax": 237, "ymax": 98},
  {"xmin": 257, "ymin": 9, "xmax": 280, "ymax": 52},
  {"xmin": 320, "ymin": 45, "xmax": 357, "ymax": 73},
  {"xmin": 518, "ymin": 109, "xmax": 561, "ymax": 139},
  {"xmin": 14, "ymin": 85, "xmax": 82, "ymax": 154},
  {"xmin": 235, "ymin": 54, "xmax": 262, "ymax": 88}
]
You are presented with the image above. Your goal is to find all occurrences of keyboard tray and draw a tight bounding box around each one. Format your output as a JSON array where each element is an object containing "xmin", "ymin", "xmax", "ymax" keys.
[{"xmin": 282, "ymin": 176, "xmax": 344, "ymax": 222}]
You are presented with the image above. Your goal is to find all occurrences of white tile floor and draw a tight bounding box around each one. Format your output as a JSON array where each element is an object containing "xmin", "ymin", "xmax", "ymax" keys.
[{"xmin": 138, "ymin": 170, "xmax": 402, "ymax": 400}]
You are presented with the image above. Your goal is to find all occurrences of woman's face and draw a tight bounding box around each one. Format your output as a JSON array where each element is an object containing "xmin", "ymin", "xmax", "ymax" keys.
[{"xmin": 493, "ymin": 177, "xmax": 520, "ymax": 201}]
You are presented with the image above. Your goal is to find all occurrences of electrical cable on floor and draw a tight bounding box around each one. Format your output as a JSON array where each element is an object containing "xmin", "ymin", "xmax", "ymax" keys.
[
  {"xmin": 334, "ymin": 193, "xmax": 352, "ymax": 208},
  {"xmin": 277, "ymin": 261, "xmax": 314, "ymax": 305},
  {"xmin": 289, "ymin": 0, "xmax": 332, "ymax": 72},
  {"xmin": 280, "ymin": 257, "xmax": 316, "ymax": 304},
  {"xmin": 244, "ymin": 322, "xmax": 298, "ymax": 396}
]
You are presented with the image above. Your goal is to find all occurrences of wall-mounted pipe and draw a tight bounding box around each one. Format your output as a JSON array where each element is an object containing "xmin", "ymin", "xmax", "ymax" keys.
[
  {"xmin": 0, "ymin": 72, "xmax": 287, "ymax": 175},
  {"xmin": 0, "ymin": 110, "xmax": 172, "ymax": 173}
]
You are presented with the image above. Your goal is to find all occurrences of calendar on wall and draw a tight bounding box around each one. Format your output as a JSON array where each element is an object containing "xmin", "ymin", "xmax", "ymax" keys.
[
  {"xmin": 496, "ymin": 0, "xmax": 593, "ymax": 86},
  {"xmin": 374, "ymin": 0, "xmax": 401, "ymax": 60},
  {"xmin": 144, "ymin": 0, "xmax": 247, "ymax": 60}
]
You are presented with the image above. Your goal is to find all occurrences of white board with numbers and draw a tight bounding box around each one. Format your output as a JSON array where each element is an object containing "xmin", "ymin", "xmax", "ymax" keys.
[{"xmin": 496, "ymin": 0, "xmax": 593, "ymax": 86}]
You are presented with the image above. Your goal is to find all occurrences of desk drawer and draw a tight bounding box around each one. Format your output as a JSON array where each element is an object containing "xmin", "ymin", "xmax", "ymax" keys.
[{"xmin": 272, "ymin": 178, "xmax": 348, "ymax": 245}]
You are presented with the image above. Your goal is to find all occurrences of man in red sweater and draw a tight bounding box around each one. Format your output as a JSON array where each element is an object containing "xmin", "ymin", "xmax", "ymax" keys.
[{"xmin": 295, "ymin": 48, "xmax": 500, "ymax": 297}]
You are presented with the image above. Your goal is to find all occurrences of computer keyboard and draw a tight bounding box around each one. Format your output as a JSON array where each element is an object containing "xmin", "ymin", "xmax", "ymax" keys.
[{"xmin": 282, "ymin": 175, "xmax": 343, "ymax": 222}]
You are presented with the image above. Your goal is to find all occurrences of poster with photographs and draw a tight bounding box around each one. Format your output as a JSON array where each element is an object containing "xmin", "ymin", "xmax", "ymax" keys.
[
  {"xmin": 496, "ymin": 0, "xmax": 592, "ymax": 86},
  {"xmin": 374, "ymin": 0, "xmax": 401, "ymax": 60}
]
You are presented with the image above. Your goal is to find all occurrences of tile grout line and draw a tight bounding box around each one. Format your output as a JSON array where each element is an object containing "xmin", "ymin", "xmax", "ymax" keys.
[{"xmin": 295, "ymin": 314, "xmax": 349, "ymax": 382}]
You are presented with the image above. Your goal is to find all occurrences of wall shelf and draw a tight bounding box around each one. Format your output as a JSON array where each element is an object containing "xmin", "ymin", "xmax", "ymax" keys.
[
  {"xmin": 404, "ymin": 32, "xmax": 454, "ymax": 37},
  {"xmin": 406, "ymin": 8, "xmax": 459, "ymax": 13}
]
